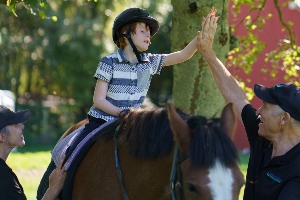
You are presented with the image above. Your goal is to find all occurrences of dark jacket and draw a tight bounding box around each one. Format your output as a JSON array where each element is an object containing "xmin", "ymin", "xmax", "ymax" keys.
[{"xmin": 0, "ymin": 158, "xmax": 26, "ymax": 200}]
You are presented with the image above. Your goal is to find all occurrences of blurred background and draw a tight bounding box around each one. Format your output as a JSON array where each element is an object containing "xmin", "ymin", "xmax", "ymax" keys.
[
  {"xmin": 0, "ymin": 0, "xmax": 175, "ymax": 146},
  {"xmin": 0, "ymin": 0, "xmax": 299, "ymax": 150}
]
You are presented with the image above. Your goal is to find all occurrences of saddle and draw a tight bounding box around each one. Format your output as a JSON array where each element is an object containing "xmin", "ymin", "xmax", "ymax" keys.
[{"xmin": 52, "ymin": 119, "xmax": 117, "ymax": 170}]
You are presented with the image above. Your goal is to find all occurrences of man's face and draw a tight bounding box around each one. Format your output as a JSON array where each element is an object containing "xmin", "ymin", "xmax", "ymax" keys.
[
  {"xmin": 3, "ymin": 123, "xmax": 25, "ymax": 148},
  {"xmin": 256, "ymin": 102, "xmax": 283, "ymax": 140}
]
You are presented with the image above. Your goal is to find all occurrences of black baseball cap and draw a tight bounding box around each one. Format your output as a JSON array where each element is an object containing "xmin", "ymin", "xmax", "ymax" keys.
[
  {"xmin": 254, "ymin": 83, "xmax": 300, "ymax": 121},
  {"xmin": 0, "ymin": 106, "xmax": 31, "ymax": 130}
]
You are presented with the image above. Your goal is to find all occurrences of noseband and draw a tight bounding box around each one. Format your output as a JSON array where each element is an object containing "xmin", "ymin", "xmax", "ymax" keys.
[{"xmin": 169, "ymin": 145, "xmax": 188, "ymax": 200}]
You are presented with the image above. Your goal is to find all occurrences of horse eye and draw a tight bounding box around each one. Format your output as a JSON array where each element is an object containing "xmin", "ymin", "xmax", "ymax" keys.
[{"xmin": 186, "ymin": 183, "xmax": 200, "ymax": 195}]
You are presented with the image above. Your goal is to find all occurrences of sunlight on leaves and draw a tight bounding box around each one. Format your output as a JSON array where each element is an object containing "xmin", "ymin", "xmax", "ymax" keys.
[
  {"xmin": 39, "ymin": 10, "xmax": 46, "ymax": 19},
  {"xmin": 239, "ymin": 81, "xmax": 254, "ymax": 100},
  {"xmin": 51, "ymin": 16, "xmax": 58, "ymax": 22},
  {"xmin": 227, "ymin": 33, "xmax": 266, "ymax": 74},
  {"xmin": 263, "ymin": 40, "xmax": 300, "ymax": 86}
]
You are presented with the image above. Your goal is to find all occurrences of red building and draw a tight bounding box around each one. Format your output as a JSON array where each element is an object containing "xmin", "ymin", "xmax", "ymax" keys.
[{"xmin": 228, "ymin": 0, "xmax": 300, "ymax": 151}]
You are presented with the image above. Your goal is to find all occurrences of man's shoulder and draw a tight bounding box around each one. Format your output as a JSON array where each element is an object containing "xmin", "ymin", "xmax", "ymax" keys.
[
  {"xmin": 242, "ymin": 103, "xmax": 255, "ymax": 112},
  {"xmin": 0, "ymin": 167, "xmax": 15, "ymax": 187},
  {"xmin": 241, "ymin": 104, "xmax": 257, "ymax": 120},
  {"xmin": 0, "ymin": 165, "xmax": 13, "ymax": 178},
  {"xmin": 0, "ymin": 160, "xmax": 11, "ymax": 173}
]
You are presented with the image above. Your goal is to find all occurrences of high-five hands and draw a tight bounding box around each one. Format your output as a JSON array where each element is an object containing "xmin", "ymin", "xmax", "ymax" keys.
[{"xmin": 197, "ymin": 7, "xmax": 219, "ymax": 55}]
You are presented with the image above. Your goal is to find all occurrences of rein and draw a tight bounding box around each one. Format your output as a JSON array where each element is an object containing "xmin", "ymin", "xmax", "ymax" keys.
[
  {"xmin": 169, "ymin": 145, "xmax": 188, "ymax": 200},
  {"xmin": 114, "ymin": 125, "xmax": 188, "ymax": 200},
  {"xmin": 114, "ymin": 125, "xmax": 129, "ymax": 200}
]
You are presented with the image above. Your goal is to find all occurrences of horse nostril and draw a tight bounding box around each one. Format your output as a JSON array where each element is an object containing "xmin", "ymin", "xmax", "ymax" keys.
[{"xmin": 186, "ymin": 183, "xmax": 200, "ymax": 195}]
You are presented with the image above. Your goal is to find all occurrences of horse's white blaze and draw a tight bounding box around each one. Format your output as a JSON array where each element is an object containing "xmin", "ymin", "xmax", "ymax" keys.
[{"xmin": 208, "ymin": 160, "xmax": 233, "ymax": 200}]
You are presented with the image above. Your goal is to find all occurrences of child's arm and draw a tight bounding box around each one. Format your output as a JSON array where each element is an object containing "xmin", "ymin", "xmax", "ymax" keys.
[
  {"xmin": 93, "ymin": 79, "xmax": 122, "ymax": 117},
  {"xmin": 162, "ymin": 7, "xmax": 217, "ymax": 67},
  {"xmin": 162, "ymin": 37, "xmax": 197, "ymax": 67}
]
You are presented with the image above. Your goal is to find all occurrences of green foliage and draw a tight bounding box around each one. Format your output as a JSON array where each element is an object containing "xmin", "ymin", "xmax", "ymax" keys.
[
  {"xmin": 230, "ymin": 0, "xmax": 300, "ymax": 89},
  {"xmin": 231, "ymin": 0, "xmax": 266, "ymax": 16},
  {"xmin": 1, "ymin": 0, "xmax": 117, "ymax": 139},
  {"xmin": 264, "ymin": 40, "xmax": 300, "ymax": 85},
  {"xmin": 227, "ymin": 33, "xmax": 266, "ymax": 74},
  {"xmin": 4, "ymin": 0, "xmax": 48, "ymax": 17}
]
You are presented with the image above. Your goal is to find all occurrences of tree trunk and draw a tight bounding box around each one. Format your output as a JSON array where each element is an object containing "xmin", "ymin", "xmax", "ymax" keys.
[{"xmin": 171, "ymin": 0, "xmax": 229, "ymax": 117}]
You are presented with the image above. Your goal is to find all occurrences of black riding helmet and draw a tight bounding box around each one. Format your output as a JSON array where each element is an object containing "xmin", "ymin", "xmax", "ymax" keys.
[
  {"xmin": 113, "ymin": 8, "xmax": 159, "ymax": 43},
  {"xmin": 112, "ymin": 8, "xmax": 159, "ymax": 63}
]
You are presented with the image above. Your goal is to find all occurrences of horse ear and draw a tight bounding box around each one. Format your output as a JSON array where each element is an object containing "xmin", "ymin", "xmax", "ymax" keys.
[
  {"xmin": 220, "ymin": 102, "xmax": 237, "ymax": 139},
  {"xmin": 167, "ymin": 101, "xmax": 191, "ymax": 152}
]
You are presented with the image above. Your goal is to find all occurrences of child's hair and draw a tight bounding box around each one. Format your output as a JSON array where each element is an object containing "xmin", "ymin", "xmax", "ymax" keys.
[{"xmin": 116, "ymin": 22, "xmax": 150, "ymax": 49}]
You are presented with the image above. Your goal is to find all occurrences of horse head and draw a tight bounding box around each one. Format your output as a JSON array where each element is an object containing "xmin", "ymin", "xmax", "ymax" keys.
[{"xmin": 167, "ymin": 102, "xmax": 245, "ymax": 200}]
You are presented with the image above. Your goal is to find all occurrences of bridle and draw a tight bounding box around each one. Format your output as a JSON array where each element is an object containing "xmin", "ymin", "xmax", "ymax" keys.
[
  {"xmin": 114, "ymin": 125, "xmax": 188, "ymax": 200},
  {"xmin": 169, "ymin": 145, "xmax": 189, "ymax": 200}
]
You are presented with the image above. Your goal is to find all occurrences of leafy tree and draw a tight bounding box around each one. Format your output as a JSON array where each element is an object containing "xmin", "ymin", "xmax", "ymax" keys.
[
  {"xmin": 0, "ymin": 0, "xmax": 119, "ymax": 141},
  {"xmin": 1, "ymin": 0, "xmax": 47, "ymax": 17},
  {"xmin": 171, "ymin": 0, "xmax": 299, "ymax": 117},
  {"xmin": 229, "ymin": 0, "xmax": 299, "ymax": 85}
]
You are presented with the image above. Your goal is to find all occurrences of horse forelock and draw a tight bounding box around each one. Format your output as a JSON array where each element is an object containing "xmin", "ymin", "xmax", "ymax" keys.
[
  {"xmin": 187, "ymin": 116, "xmax": 239, "ymax": 168},
  {"xmin": 118, "ymin": 107, "xmax": 173, "ymax": 159}
]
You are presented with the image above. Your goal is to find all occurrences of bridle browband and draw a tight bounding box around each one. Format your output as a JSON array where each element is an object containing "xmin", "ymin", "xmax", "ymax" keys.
[{"xmin": 114, "ymin": 125, "xmax": 189, "ymax": 200}]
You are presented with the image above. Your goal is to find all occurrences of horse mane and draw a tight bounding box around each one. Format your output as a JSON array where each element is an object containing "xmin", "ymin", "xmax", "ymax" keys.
[
  {"xmin": 187, "ymin": 116, "xmax": 239, "ymax": 168},
  {"xmin": 95, "ymin": 107, "xmax": 189, "ymax": 159},
  {"xmin": 94, "ymin": 107, "xmax": 239, "ymax": 166}
]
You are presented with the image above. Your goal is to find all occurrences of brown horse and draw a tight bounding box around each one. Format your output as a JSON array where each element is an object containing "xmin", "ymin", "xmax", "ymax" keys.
[{"xmin": 37, "ymin": 102, "xmax": 244, "ymax": 200}]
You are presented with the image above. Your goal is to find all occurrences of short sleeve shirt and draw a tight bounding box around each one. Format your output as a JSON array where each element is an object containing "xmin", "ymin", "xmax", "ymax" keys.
[
  {"xmin": 88, "ymin": 49, "xmax": 166, "ymax": 121},
  {"xmin": 0, "ymin": 158, "xmax": 26, "ymax": 200},
  {"xmin": 242, "ymin": 104, "xmax": 300, "ymax": 200}
]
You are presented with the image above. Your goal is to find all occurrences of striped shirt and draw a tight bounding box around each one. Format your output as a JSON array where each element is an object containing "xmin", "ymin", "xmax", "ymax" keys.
[{"xmin": 88, "ymin": 49, "xmax": 166, "ymax": 121}]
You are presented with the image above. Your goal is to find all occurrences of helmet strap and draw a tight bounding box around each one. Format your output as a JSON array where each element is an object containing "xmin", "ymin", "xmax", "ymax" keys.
[{"xmin": 122, "ymin": 25, "xmax": 147, "ymax": 63}]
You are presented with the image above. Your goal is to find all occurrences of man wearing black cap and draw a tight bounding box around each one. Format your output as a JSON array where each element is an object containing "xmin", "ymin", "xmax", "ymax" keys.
[
  {"xmin": 0, "ymin": 105, "xmax": 68, "ymax": 200},
  {"xmin": 197, "ymin": 11, "xmax": 300, "ymax": 199}
]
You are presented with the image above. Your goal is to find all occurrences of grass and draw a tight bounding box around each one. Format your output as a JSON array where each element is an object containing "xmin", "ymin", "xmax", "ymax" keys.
[
  {"xmin": 6, "ymin": 146, "xmax": 249, "ymax": 200},
  {"xmin": 6, "ymin": 145, "xmax": 53, "ymax": 200},
  {"xmin": 238, "ymin": 153, "xmax": 249, "ymax": 199}
]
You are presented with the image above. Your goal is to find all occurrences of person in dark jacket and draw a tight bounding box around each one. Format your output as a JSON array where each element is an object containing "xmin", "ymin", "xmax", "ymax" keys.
[
  {"xmin": 197, "ymin": 7, "xmax": 300, "ymax": 199},
  {"xmin": 0, "ymin": 105, "xmax": 67, "ymax": 200}
]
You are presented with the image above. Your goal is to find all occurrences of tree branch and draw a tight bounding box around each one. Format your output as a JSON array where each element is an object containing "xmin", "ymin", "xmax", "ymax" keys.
[
  {"xmin": 273, "ymin": 0, "xmax": 296, "ymax": 48},
  {"xmin": 251, "ymin": 0, "xmax": 267, "ymax": 24},
  {"xmin": 235, "ymin": 0, "xmax": 267, "ymax": 29}
]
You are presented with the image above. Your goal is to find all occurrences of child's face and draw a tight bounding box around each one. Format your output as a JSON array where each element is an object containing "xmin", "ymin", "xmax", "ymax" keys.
[{"xmin": 130, "ymin": 22, "xmax": 151, "ymax": 52}]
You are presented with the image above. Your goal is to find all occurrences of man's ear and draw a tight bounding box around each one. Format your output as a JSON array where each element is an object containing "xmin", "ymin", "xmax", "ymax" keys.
[
  {"xmin": 280, "ymin": 112, "xmax": 291, "ymax": 125},
  {"xmin": 0, "ymin": 133, "xmax": 6, "ymax": 143}
]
